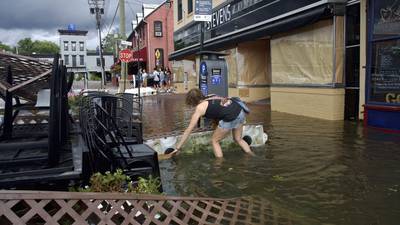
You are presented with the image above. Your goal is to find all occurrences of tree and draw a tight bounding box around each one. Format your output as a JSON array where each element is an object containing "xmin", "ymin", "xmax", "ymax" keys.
[
  {"xmin": 0, "ymin": 41, "xmax": 13, "ymax": 52},
  {"xmin": 32, "ymin": 40, "xmax": 59, "ymax": 54},
  {"xmin": 17, "ymin": 38, "xmax": 34, "ymax": 54},
  {"xmin": 102, "ymin": 33, "xmax": 119, "ymax": 54},
  {"xmin": 17, "ymin": 38, "xmax": 59, "ymax": 54}
]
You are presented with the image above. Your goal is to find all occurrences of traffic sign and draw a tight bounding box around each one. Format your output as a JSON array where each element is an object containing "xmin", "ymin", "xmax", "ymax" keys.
[
  {"xmin": 155, "ymin": 49, "xmax": 161, "ymax": 59},
  {"xmin": 120, "ymin": 40, "xmax": 132, "ymax": 46},
  {"xmin": 194, "ymin": 0, "xmax": 212, "ymax": 22},
  {"xmin": 119, "ymin": 49, "xmax": 133, "ymax": 62}
]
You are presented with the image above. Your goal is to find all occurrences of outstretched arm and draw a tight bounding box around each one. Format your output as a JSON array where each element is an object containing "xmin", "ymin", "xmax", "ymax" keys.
[{"xmin": 175, "ymin": 106, "xmax": 204, "ymax": 151}]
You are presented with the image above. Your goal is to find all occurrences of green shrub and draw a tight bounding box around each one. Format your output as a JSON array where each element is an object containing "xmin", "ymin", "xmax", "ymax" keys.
[
  {"xmin": 71, "ymin": 169, "xmax": 162, "ymax": 194},
  {"xmin": 129, "ymin": 176, "xmax": 162, "ymax": 195},
  {"xmin": 75, "ymin": 73, "xmax": 84, "ymax": 81},
  {"xmin": 68, "ymin": 94, "xmax": 82, "ymax": 115},
  {"xmin": 89, "ymin": 73, "xmax": 102, "ymax": 81}
]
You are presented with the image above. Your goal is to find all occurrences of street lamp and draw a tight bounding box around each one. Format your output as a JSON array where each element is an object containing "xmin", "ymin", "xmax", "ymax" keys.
[{"xmin": 88, "ymin": 0, "xmax": 106, "ymax": 89}]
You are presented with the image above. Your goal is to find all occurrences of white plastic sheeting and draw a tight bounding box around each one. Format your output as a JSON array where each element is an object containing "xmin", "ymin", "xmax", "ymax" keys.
[{"xmin": 236, "ymin": 41, "xmax": 270, "ymax": 85}]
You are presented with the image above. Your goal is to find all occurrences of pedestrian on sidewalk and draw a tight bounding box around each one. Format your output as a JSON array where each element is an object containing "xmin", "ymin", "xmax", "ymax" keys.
[
  {"xmin": 159, "ymin": 67, "xmax": 165, "ymax": 90},
  {"xmin": 165, "ymin": 67, "xmax": 172, "ymax": 91},
  {"xmin": 153, "ymin": 67, "xmax": 160, "ymax": 90},
  {"xmin": 170, "ymin": 88, "xmax": 254, "ymax": 158},
  {"xmin": 141, "ymin": 69, "xmax": 148, "ymax": 87}
]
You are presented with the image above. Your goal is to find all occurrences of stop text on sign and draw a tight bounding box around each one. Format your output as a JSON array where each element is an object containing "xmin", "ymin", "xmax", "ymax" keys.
[{"xmin": 119, "ymin": 49, "xmax": 133, "ymax": 62}]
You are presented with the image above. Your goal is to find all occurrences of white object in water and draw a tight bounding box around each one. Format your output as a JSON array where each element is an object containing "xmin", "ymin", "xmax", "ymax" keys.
[
  {"xmin": 35, "ymin": 89, "xmax": 51, "ymax": 107},
  {"xmin": 242, "ymin": 124, "xmax": 268, "ymax": 147},
  {"xmin": 159, "ymin": 136, "xmax": 177, "ymax": 152},
  {"xmin": 0, "ymin": 115, "xmax": 3, "ymax": 126},
  {"xmin": 125, "ymin": 87, "xmax": 157, "ymax": 96}
]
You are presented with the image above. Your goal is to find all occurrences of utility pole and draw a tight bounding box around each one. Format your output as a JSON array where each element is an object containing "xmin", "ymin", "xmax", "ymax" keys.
[
  {"xmin": 119, "ymin": 0, "xmax": 126, "ymax": 38},
  {"xmin": 118, "ymin": 0, "xmax": 128, "ymax": 93},
  {"xmin": 88, "ymin": 0, "xmax": 106, "ymax": 89}
]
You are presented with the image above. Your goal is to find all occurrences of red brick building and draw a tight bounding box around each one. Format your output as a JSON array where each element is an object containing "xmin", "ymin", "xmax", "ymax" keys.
[{"xmin": 127, "ymin": 2, "xmax": 174, "ymax": 73}]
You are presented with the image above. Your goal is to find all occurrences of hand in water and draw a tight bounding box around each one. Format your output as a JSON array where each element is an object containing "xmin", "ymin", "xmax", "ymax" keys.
[{"xmin": 164, "ymin": 148, "xmax": 179, "ymax": 155}]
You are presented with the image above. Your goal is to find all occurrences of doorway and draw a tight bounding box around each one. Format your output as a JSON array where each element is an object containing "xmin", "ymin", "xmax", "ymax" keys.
[{"xmin": 344, "ymin": 1, "xmax": 360, "ymax": 120}]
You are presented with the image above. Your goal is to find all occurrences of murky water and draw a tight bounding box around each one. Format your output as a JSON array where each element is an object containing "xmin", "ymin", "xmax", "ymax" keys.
[{"xmin": 147, "ymin": 95, "xmax": 400, "ymax": 225}]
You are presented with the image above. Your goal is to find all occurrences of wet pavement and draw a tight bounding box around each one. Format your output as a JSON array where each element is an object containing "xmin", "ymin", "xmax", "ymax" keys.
[{"xmin": 142, "ymin": 94, "xmax": 400, "ymax": 225}]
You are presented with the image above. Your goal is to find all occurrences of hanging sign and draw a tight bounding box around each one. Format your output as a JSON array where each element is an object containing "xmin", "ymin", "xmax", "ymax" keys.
[{"xmin": 194, "ymin": 0, "xmax": 212, "ymax": 22}]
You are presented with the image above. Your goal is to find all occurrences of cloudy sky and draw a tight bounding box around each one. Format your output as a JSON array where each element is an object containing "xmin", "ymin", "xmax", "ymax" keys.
[{"xmin": 0, "ymin": 0, "xmax": 163, "ymax": 49}]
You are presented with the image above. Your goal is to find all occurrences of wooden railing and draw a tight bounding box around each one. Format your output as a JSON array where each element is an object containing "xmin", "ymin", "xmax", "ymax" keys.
[{"xmin": 0, "ymin": 191, "xmax": 296, "ymax": 225}]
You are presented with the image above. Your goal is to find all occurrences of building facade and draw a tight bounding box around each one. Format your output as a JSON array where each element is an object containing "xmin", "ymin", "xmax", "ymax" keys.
[
  {"xmin": 58, "ymin": 29, "xmax": 88, "ymax": 73},
  {"xmin": 127, "ymin": 2, "xmax": 174, "ymax": 74},
  {"xmin": 363, "ymin": 0, "xmax": 400, "ymax": 131},
  {"xmin": 169, "ymin": 0, "xmax": 400, "ymax": 130},
  {"xmin": 86, "ymin": 51, "xmax": 114, "ymax": 74}
]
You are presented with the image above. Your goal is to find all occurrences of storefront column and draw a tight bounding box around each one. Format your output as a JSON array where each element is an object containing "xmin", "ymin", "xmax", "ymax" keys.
[{"xmin": 359, "ymin": 0, "xmax": 367, "ymax": 120}]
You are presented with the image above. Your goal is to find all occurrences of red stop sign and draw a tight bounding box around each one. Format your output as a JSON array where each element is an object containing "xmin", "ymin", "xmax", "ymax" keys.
[{"xmin": 119, "ymin": 49, "xmax": 133, "ymax": 62}]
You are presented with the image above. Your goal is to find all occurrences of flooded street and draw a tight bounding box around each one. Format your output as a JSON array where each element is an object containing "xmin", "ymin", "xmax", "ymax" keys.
[{"xmin": 144, "ymin": 95, "xmax": 400, "ymax": 225}]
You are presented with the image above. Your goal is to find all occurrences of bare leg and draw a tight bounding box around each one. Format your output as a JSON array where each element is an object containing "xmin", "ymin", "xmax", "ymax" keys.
[
  {"xmin": 232, "ymin": 124, "xmax": 255, "ymax": 156},
  {"xmin": 211, "ymin": 127, "xmax": 230, "ymax": 158}
]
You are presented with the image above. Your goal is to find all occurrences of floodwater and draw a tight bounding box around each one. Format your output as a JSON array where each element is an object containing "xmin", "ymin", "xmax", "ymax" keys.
[{"xmin": 143, "ymin": 95, "xmax": 400, "ymax": 225}]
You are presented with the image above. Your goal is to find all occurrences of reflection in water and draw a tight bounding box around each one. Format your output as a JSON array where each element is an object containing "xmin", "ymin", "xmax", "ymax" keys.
[{"xmin": 156, "ymin": 100, "xmax": 400, "ymax": 225}]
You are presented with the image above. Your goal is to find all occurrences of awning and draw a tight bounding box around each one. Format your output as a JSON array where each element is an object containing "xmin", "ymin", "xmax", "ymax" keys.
[
  {"xmin": 169, "ymin": 4, "xmax": 336, "ymax": 61},
  {"xmin": 131, "ymin": 47, "xmax": 147, "ymax": 62},
  {"xmin": 111, "ymin": 47, "xmax": 147, "ymax": 68}
]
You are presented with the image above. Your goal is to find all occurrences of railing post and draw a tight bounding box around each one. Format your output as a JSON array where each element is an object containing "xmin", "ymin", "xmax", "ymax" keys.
[
  {"xmin": 2, "ymin": 66, "xmax": 14, "ymax": 140},
  {"xmin": 48, "ymin": 54, "xmax": 60, "ymax": 167}
]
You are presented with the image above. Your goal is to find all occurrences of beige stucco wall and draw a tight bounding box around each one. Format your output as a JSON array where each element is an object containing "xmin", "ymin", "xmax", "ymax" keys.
[
  {"xmin": 174, "ymin": 82, "xmax": 197, "ymax": 93},
  {"xmin": 359, "ymin": 0, "xmax": 367, "ymax": 120},
  {"xmin": 271, "ymin": 87, "xmax": 345, "ymax": 120},
  {"xmin": 173, "ymin": 86, "xmax": 270, "ymax": 101},
  {"xmin": 174, "ymin": 0, "xmax": 227, "ymax": 31},
  {"xmin": 229, "ymin": 87, "xmax": 270, "ymax": 102}
]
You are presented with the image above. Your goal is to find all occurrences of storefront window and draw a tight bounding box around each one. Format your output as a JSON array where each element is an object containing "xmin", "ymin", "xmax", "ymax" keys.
[
  {"xmin": 368, "ymin": 0, "xmax": 400, "ymax": 105},
  {"xmin": 373, "ymin": 0, "xmax": 400, "ymax": 39},
  {"xmin": 271, "ymin": 19, "xmax": 334, "ymax": 85},
  {"xmin": 369, "ymin": 39, "xmax": 400, "ymax": 104}
]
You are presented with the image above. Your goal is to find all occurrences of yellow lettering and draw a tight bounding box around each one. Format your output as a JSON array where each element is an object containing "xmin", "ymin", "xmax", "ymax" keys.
[
  {"xmin": 386, "ymin": 93, "xmax": 396, "ymax": 103},
  {"xmin": 386, "ymin": 93, "xmax": 400, "ymax": 103}
]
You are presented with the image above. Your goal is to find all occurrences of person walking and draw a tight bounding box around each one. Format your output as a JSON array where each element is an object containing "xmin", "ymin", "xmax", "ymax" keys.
[
  {"xmin": 170, "ymin": 88, "xmax": 254, "ymax": 158},
  {"xmin": 165, "ymin": 67, "xmax": 172, "ymax": 91},
  {"xmin": 159, "ymin": 67, "xmax": 165, "ymax": 90},
  {"xmin": 141, "ymin": 69, "xmax": 148, "ymax": 87},
  {"xmin": 153, "ymin": 67, "xmax": 160, "ymax": 90}
]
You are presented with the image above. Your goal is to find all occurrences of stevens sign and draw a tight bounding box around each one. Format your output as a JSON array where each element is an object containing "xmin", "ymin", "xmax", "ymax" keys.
[{"xmin": 205, "ymin": 0, "xmax": 322, "ymax": 33}]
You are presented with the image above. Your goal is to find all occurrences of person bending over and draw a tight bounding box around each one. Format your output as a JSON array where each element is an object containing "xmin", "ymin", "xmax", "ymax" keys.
[{"xmin": 172, "ymin": 88, "xmax": 254, "ymax": 158}]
